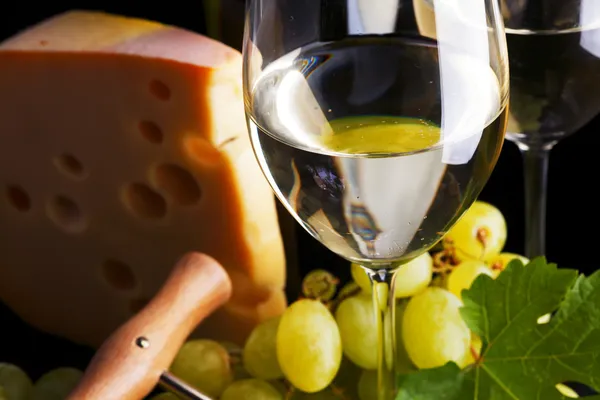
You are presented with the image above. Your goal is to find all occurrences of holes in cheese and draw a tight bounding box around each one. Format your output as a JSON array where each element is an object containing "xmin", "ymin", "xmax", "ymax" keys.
[
  {"xmin": 122, "ymin": 183, "xmax": 168, "ymax": 220},
  {"xmin": 138, "ymin": 120, "xmax": 164, "ymax": 144},
  {"xmin": 5, "ymin": 185, "xmax": 31, "ymax": 212},
  {"xmin": 54, "ymin": 154, "xmax": 87, "ymax": 180},
  {"xmin": 149, "ymin": 79, "xmax": 171, "ymax": 101},
  {"xmin": 46, "ymin": 195, "xmax": 87, "ymax": 233},
  {"xmin": 0, "ymin": 10, "xmax": 288, "ymax": 349},
  {"xmin": 152, "ymin": 164, "xmax": 202, "ymax": 206},
  {"xmin": 101, "ymin": 259, "xmax": 137, "ymax": 291}
]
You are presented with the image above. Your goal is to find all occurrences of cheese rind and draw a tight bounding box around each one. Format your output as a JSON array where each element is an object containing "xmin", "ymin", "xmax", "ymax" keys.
[{"xmin": 0, "ymin": 11, "xmax": 287, "ymax": 347}]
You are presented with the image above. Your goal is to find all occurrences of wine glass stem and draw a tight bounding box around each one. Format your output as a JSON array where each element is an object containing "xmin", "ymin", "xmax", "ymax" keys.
[
  {"xmin": 368, "ymin": 266, "xmax": 399, "ymax": 400},
  {"xmin": 519, "ymin": 143, "xmax": 554, "ymax": 259}
]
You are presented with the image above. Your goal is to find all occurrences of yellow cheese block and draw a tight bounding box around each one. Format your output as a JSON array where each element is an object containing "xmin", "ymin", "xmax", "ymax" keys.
[{"xmin": 0, "ymin": 11, "xmax": 287, "ymax": 347}]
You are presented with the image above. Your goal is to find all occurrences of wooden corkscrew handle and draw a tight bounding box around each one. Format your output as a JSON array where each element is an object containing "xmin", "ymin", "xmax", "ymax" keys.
[{"xmin": 67, "ymin": 252, "xmax": 232, "ymax": 400}]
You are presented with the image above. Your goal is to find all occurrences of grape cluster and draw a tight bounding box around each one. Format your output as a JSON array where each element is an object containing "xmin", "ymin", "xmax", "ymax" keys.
[
  {"xmin": 0, "ymin": 201, "xmax": 574, "ymax": 400},
  {"xmin": 0, "ymin": 364, "xmax": 83, "ymax": 400},
  {"xmin": 156, "ymin": 201, "xmax": 539, "ymax": 400}
]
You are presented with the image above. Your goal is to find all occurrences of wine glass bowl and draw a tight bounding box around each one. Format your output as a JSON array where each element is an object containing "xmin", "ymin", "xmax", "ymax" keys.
[
  {"xmin": 500, "ymin": 0, "xmax": 600, "ymax": 257},
  {"xmin": 243, "ymin": 1, "xmax": 509, "ymax": 398}
]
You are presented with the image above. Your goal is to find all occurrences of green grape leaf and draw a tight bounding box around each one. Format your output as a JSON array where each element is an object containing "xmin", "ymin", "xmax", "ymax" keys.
[{"xmin": 396, "ymin": 257, "xmax": 600, "ymax": 399}]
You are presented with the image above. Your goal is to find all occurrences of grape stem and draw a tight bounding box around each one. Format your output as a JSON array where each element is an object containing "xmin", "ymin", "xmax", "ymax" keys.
[
  {"xmin": 470, "ymin": 345, "xmax": 482, "ymax": 363},
  {"xmin": 330, "ymin": 285, "xmax": 362, "ymax": 312},
  {"xmin": 432, "ymin": 250, "xmax": 460, "ymax": 273}
]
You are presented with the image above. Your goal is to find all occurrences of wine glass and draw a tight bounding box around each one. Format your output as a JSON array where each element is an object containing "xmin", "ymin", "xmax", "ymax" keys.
[
  {"xmin": 501, "ymin": 0, "xmax": 600, "ymax": 258},
  {"xmin": 242, "ymin": 0, "xmax": 509, "ymax": 398}
]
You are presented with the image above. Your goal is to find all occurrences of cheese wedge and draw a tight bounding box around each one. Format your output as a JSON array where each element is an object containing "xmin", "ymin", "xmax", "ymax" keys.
[{"xmin": 0, "ymin": 11, "xmax": 287, "ymax": 347}]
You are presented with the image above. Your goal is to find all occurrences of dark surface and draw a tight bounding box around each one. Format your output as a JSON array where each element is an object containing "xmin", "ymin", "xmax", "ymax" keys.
[{"xmin": 0, "ymin": 0, "xmax": 598, "ymax": 397}]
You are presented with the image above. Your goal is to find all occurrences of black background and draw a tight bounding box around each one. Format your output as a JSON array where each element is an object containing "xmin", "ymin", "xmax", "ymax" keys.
[{"xmin": 0, "ymin": 0, "xmax": 598, "ymax": 395}]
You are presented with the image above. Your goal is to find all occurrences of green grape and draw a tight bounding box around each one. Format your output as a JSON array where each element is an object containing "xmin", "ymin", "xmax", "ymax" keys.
[
  {"xmin": 149, "ymin": 392, "xmax": 181, "ymax": 400},
  {"xmin": 0, "ymin": 363, "xmax": 33, "ymax": 400},
  {"xmin": 394, "ymin": 300, "xmax": 416, "ymax": 374},
  {"xmin": 443, "ymin": 201, "xmax": 507, "ymax": 262},
  {"xmin": 394, "ymin": 252, "xmax": 433, "ymax": 298},
  {"xmin": 243, "ymin": 317, "xmax": 284, "ymax": 380},
  {"xmin": 302, "ymin": 269, "xmax": 339, "ymax": 301},
  {"xmin": 335, "ymin": 294, "xmax": 377, "ymax": 370},
  {"xmin": 447, "ymin": 259, "xmax": 494, "ymax": 299},
  {"xmin": 350, "ymin": 263, "xmax": 371, "ymax": 293},
  {"xmin": 357, "ymin": 370, "xmax": 377, "ymax": 400},
  {"xmin": 276, "ymin": 299, "xmax": 342, "ymax": 393},
  {"xmin": 402, "ymin": 287, "xmax": 471, "ymax": 369},
  {"xmin": 487, "ymin": 252, "xmax": 529, "ymax": 278},
  {"xmin": 221, "ymin": 379, "xmax": 283, "ymax": 400},
  {"xmin": 32, "ymin": 367, "xmax": 83, "ymax": 400},
  {"xmin": 169, "ymin": 339, "xmax": 233, "ymax": 398},
  {"xmin": 351, "ymin": 252, "xmax": 433, "ymax": 298}
]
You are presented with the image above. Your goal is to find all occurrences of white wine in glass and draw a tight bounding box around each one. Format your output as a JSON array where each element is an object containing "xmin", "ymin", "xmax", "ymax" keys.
[{"xmin": 243, "ymin": 0, "xmax": 509, "ymax": 398}]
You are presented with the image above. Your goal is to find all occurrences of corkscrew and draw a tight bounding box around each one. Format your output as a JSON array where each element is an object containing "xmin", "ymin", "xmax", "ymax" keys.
[{"xmin": 66, "ymin": 252, "xmax": 231, "ymax": 400}]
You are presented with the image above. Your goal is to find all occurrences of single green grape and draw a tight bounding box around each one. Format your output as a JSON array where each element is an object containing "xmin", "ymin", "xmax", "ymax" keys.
[
  {"xmin": 394, "ymin": 252, "xmax": 433, "ymax": 298},
  {"xmin": 32, "ymin": 367, "xmax": 83, "ymax": 400},
  {"xmin": 402, "ymin": 287, "xmax": 471, "ymax": 369},
  {"xmin": 447, "ymin": 259, "xmax": 494, "ymax": 299},
  {"xmin": 357, "ymin": 370, "xmax": 377, "ymax": 400},
  {"xmin": 149, "ymin": 392, "xmax": 181, "ymax": 400},
  {"xmin": 335, "ymin": 294, "xmax": 377, "ymax": 370},
  {"xmin": 302, "ymin": 269, "xmax": 338, "ymax": 301},
  {"xmin": 394, "ymin": 300, "xmax": 416, "ymax": 374},
  {"xmin": 0, "ymin": 363, "xmax": 33, "ymax": 400},
  {"xmin": 351, "ymin": 252, "xmax": 433, "ymax": 299},
  {"xmin": 350, "ymin": 263, "xmax": 371, "ymax": 293},
  {"xmin": 169, "ymin": 339, "xmax": 233, "ymax": 398},
  {"xmin": 243, "ymin": 317, "xmax": 284, "ymax": 380},
  {"xmin": 487, "ymin": 252, "xmax": 529, "ymax": 278},
  {"xmin": 221, "ymin": 379, "xmax": 283, "ymax": 400},
  {"xmin": 443, "ymin": 201, "xmax": 507, "ymax": 262},
  {"xmin": 276, "ymin": 299, "xmax": 342, "ymax": 393}
]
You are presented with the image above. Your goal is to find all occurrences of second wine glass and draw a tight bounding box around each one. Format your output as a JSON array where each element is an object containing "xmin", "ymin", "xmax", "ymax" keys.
[
  {"xmin": 244, "ymin": 0, "xmax": 509, "ymax": 398},
  {"xmin": 502, "ymin": 0, "xmax": 600, "ymax": 258}
]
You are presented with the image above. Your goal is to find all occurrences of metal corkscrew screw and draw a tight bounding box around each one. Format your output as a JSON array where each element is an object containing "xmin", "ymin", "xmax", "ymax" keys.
[{"xmin": 135, "ymin": 336, "xmax": 214, "ymax": 400}]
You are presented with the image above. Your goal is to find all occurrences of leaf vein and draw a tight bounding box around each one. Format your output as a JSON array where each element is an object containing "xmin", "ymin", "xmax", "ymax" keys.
[
  {"xmin": 481, "ymin": 364, "xmax": 520, "ymax": 400},
  {"xmin": 483, "ymin": 350, "xmax": 597, "ymax": 362}
]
